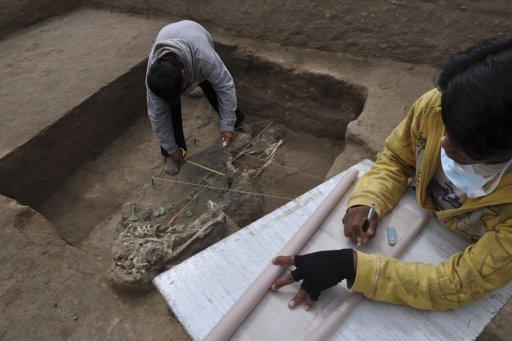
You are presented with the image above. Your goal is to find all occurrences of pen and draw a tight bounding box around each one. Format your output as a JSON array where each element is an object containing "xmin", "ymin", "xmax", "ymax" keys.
[{"xmin": 356, "ymin": 204, "xmax": 376, "ymax": 249}]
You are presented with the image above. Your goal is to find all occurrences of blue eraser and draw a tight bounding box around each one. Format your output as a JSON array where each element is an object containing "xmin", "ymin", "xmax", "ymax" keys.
[{"xmin": 387, "ymin": 227, "xmax": 397, "ymax": 246}]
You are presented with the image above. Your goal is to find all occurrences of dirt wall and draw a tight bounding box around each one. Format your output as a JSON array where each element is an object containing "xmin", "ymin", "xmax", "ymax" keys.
[
  {"xmin": 89, "ymin": 0, "xmax": 512, "ymax": 66},
  {"xmin": 0, "ymin": 0, "xmax": 82, "ymax": 38},
  {"xmin": 0, "ymin": 194, "xmax": 186, "ymax": 340},
  {"xmin": 216, "ymin": 43, "xmax": 366, "ymax": 139},
  {"xmin": 0, "ymin": 60, "xmax": 148, "ymax": 208}
]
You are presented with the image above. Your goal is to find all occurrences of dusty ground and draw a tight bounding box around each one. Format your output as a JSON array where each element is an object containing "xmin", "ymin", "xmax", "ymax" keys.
[
  {"xmin": 0, "ymin": 9, "xmax": 164, "ymax": 160},
  {"xmin": 90, "ymin": 0, "xmax": 512, "ymax": 66},
  {"xmin": 0, "ymin": 9, "xmax": 167, "ymax": 206},
  {"xmin": 0, "ymin": 0, "xmax": 80, "ymax": 38},
  {"xmin": 0, "ymin": 194, "xmax": 191, "ymax": 340},
  {"xmin": 39, "ymin": 95, "xmax": 342, "ymax": 247},
  {"xmin": 2, "ymin": 4, "xmax": 512, "ymax": 341}
]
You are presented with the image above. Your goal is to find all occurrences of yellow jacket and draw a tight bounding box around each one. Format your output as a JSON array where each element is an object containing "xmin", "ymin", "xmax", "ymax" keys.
[{"xmin": 348, "ymin": 89, "xmax": 512, "ymax": 310}]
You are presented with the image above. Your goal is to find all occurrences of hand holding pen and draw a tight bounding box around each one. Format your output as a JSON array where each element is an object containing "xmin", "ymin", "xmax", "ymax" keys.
[
  {"xmin": 342, "ymin": 204, "xmax": 378, "ymax": 246},
  {"xmin": 356, "ymin": 204, "xmax": 376, "ymax": 248}
]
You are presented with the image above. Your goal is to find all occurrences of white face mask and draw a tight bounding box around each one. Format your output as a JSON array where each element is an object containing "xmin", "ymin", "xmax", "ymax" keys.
[{"xmin": 440, "ymin": 147, "xmax": 512, "ymax": 198}]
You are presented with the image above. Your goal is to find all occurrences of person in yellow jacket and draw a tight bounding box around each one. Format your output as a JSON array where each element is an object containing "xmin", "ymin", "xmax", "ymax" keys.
[{"xmin": 270, "ymin": 36, "xmax": 512, "ymax": 311}]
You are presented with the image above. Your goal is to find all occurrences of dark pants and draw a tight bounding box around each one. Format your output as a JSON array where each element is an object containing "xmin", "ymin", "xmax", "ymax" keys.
[{"xmin": 160, "ymin": 80, "xmax": 245, "ymax": 156}]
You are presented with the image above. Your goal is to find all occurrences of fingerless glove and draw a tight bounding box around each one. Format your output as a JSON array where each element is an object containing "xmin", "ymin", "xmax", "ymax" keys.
[{"xmin": 291, "ymin": 249, "xmax": 355, "ymax": 300}]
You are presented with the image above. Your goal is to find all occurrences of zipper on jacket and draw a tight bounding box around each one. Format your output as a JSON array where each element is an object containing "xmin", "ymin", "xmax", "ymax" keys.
[{"xmin": 418, "ymin": 114, "xmax": 437, "ymax": 206}]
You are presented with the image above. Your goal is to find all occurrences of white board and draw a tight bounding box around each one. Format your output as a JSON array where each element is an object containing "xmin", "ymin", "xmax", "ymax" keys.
[{"xmin": 154, "ymin": 160, "xmax": 512, "ymax": 340}]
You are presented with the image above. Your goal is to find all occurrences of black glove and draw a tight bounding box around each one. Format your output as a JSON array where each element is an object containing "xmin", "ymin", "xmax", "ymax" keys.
[{"xmin": 291, "ymin": 249, "xmax": 356, "ymax": 301}]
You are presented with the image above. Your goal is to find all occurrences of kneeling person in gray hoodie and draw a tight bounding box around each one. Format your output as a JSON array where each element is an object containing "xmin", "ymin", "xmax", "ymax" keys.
[{"xmin": 146, "ymin": 20, "xmax": 245, "ymax": 175}]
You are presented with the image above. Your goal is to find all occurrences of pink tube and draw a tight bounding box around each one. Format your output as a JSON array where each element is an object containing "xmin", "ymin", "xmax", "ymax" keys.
[
  {"xmin": 204, "ymin": 168, "xmax": 359, "ymax": 341},
  {"xmin": 306, "ymin": 210, "xmax": 431, "ymax": 340}
]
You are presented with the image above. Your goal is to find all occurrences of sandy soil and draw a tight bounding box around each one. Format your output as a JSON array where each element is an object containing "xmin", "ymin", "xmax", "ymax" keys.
[
  {"xmin": 0, "ymin": 9, "xmax": 167, "ymax": 207},
  {"xmin": 90, "ymin": 0, "xmax": 512, "ymax": 66},
  {"xmin": 38, "ymin": 95, "xmax": 343, "ymax": 247}
]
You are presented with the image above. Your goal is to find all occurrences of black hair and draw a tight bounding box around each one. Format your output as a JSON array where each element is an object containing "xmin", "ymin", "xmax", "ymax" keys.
[
  {"xmin": 437, "ymin": 35, "xmax": 512, "ymax": 160},
  {"xmin": 146, "ymin": 54, "xmax": 184, "ymax": 105}
]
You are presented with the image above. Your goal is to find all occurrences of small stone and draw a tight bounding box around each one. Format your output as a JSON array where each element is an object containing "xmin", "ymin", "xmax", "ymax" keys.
[
  {"xmin": 153, "ymin": 207, "xmax": 166, "ymax": 218},
  {"xmin": 122, "ymin": 203, "xmax": 144, "ymax": 222},
  {"xmin": 73, "ymin": 314, "xmax": 78, "ymax": 321}
]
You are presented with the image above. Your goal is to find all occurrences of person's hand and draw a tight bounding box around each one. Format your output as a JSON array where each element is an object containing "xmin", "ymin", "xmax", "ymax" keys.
[
  {"xmin": 342, "ymin": 205, "xmax": 378, "ymax": 245},
  {"xmin": 169, "ymin": 149, "xmax": 184, "ymax": 163},
  {"xmin": 270, "ymin": 249, "xmax": 356, "ymax": 311},
  {"xmin": 221, "ymin": 132, "xmax": 235, "ymax": 148}
]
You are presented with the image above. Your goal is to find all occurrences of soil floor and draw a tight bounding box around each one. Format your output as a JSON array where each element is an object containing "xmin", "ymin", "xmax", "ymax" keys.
[
  {"xmin": 0, "ymin": 9, "xmax": 165, "ymax": 160},
  {"xmin": 38, "ymin": 95, "xmax": 342, "ymax": 249}
]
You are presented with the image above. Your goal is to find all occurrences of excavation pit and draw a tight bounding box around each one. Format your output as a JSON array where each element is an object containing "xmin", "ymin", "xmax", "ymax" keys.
[
  {"xmin": 31, "ymin": 50, "xmax": 365, "ymax": 285},
  {"xmin": 3, "ymin": 4, "xmax": 510, "ymax": 340},
  {"xmin": 0, "ymin": 9, "xmax": 369, "ymax": 336}
]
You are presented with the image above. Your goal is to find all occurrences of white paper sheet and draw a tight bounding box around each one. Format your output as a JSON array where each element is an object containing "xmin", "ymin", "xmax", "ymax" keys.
[{"xmin": 154, "ymin": 160, "xmax": 512, "ymax": 340}]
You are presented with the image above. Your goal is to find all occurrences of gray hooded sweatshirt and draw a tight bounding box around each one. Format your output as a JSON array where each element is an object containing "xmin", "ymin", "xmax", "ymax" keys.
[{"xmin": 146, "ymin": 20, "xmax": 237, "ymax": 154}]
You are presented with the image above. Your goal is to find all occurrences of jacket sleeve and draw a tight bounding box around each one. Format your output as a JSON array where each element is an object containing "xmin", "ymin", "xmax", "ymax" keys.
[
  {"xmin": 205, "ymin": 51, "xmax": 237, "ymax": 133},
  {"xmin": 147, "ymin": 89, "xmax": 177, "ymax": 154},
  {"xmin": 352, "ymin": 218, "xmax": 512, "ymax": 310},
  {"xmin": 347, "ymin": 92, "xmax": 426, "ymax": 218}
]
